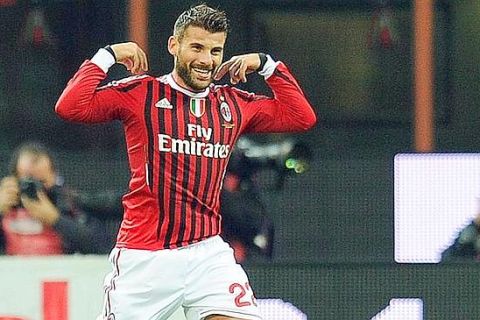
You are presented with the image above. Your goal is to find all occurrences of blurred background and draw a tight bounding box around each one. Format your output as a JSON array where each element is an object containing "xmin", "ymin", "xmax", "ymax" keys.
[{"xmin": 1, "ymin": 0, "xmax": 480, "ymax": 319}]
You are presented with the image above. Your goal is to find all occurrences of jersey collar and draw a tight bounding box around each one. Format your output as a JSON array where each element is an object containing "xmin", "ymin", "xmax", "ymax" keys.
[{"xmin": 161, "ymin": 73, "xmax": 210, "ymax": 98}]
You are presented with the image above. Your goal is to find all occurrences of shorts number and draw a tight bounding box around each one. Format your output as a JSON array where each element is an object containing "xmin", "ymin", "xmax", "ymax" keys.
[{"xmin": 229, "ymin": 282, "xmax": 257, "ymax": 307}]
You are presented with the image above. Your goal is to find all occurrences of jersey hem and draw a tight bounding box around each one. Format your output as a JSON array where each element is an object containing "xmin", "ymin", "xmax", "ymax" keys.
[{"xmin": 115, "ymin": 234, "xmax": 219, "ymax": 251}]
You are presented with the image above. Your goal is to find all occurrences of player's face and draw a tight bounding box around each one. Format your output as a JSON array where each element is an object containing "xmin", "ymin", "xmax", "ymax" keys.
[{"xmin": 169, "ymin": 25, "xmax": 226, "ymax": 91}]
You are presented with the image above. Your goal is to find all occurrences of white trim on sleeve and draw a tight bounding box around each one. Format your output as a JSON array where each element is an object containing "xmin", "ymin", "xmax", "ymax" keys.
[
  {"xmin": 90, "ymin": 48, "xmax": 116, "ymax": 74},
  {"xmin": 258, "ymin": 54, "xmax": 281, "ymax": 80}
]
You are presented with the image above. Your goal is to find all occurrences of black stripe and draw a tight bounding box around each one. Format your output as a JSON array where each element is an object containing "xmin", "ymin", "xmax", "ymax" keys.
[
  {"xmin": 156, "ymin": 83, "xmax": 166, "ymax": 240},
  {"xmin": 164, "ymin": 90, "xmax": 178, "ymax": 248},
  {"xmin": 177, "ymin": 93, "xmax": 190, "ymax": 245},
  {"xmin": 118, "ymin": 82, "xmax": 142, "ymax": 92},
  {"xmin": 199, "ymin": 98, "xmax": 214, "ymax": 238},
  {"xmin": 144, "ymin": 81, "xmax": 154, "ymax": 192}
]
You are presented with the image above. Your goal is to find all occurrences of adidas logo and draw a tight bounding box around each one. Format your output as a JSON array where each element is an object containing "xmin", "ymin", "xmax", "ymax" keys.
[{"xmin": 155, "ymin": 98, "xmax": 173, "ymax": 109}]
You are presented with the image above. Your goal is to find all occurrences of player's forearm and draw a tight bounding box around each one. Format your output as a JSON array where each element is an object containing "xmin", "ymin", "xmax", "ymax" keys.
[{"xmin": 264, "ymin": 63, "xmax": 317, "ymax": 131}]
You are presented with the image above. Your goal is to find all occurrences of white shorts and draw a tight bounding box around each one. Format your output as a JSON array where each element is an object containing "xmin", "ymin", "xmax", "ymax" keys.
[{"xmin": 98, "ymin": 236, "xmax": 262, "ymax": 320}]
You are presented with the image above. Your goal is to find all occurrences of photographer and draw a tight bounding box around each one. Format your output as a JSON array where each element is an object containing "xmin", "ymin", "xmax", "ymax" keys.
[{"xmin": 0, "ymin": 142, "xmax": 110, "ymax": 255}]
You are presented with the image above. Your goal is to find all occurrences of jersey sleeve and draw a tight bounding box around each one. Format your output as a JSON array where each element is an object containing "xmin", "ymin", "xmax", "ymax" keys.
[
  {"xmin": 238, "ymin": 61, "xmax": 317, "ymax": 134},
  {"xmin": 55, "ymin": 59, "xmax": 145, "ymax": 123}
]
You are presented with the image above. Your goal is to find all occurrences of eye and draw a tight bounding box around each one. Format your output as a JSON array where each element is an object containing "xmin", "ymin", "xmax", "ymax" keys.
[
  {"xmin": 191, "ymin": 45, "xmax": 202, "ymax": 52},
  {"xmin": 211, "ymin": 49, "xmax": 223, "ymax": 56}
]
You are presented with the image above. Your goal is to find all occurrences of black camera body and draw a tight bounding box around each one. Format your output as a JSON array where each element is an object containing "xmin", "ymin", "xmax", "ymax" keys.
[{"xmin": 19, "ymin": 177, "xmax": 43, "ymax": 200}]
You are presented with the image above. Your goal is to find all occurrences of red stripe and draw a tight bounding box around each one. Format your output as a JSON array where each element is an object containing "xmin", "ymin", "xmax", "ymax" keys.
[
  {"xmin": 211, "ymin": 91, "xmax": 242, "ymax": 216},
  {"xmin": 182, "ymin": 154, "xmax": 196, "ymax": 245},
  {"xmin": 211, "ymin": 92, "xmax": 233, "ymax": 218},
  {"xmin": 184, "ymin": 99, "xmax": 205, "ymax": 244},
  {"xmin": 155, "ymin": 83, "xmax": 167, "ymax": 243},
  {"xmin": 150, "ymin": 82, "xmax": 161, "ymax": 234},
  {"xmin": 163, "ymin": 87, "xmax": 181, "ymax": 248},
  {"xmin": 180, "ymin": 94, "xmax": 194, "ymax": 247},
  {"xmin": 43, "ymin": 281, "xmax": 68, "ymax": 320},
  {"xmin": 197, "ymin": 98, "xmax": 215, "ymax": 239},
  {"xmin": 181, "ymin": 95, "xmax": 198, "ymax": 244},
  {"xmin": 158, "ymin": 85, "xmax": 175, "ymax": 246},
  {"xmin": 204, "ymin": 98, "xmax": 220, "ymax": 238},
  {"xmin": 207, "ymin": 96, "xmax": 225, "ymax": 235},
  {"xmin": 170, "ymin": 91, "xmax": 187, "ymax": 246},
  {"xmin": 209, "ymin": 90, "xmax": 243, "ymax": 235},
  {"xmin": 194, "ymin": 182, "xmax": 206, "ymax": 241}
]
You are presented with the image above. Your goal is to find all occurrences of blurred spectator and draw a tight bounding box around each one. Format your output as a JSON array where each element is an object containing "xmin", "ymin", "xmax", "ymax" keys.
[
  {"xmin": 0, "ymin": 141, "xmax": 111, "ymax": 255},
  {"xmin": 221, "ymin": 141, "xmax": 275, "ymax": 263},
  {"xmin": 222, "ymin": 137, "xmax": 311, "ymax": 262},
  {"xmin": 441, "ymin": 212, "xmax": 480, "ymax": 262}
]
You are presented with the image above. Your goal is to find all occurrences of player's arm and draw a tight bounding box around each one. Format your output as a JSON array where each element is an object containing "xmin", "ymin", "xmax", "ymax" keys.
[
  {"xmin": 55, "ymin": 42, "xmax": 148, "ymax": 123},
  {"xmin": 214, "ymin": 53, "xmax": 317, "ymax": 133}
]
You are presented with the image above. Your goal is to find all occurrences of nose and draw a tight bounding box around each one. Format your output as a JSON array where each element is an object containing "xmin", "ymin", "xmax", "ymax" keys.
[{"xmin": 197, "ymin": 50, "xmax": 214, "ymax": 67}]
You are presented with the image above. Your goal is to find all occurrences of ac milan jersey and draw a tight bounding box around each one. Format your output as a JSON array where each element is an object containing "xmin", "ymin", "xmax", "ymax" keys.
[{"xmin": 55, "ymin": 57, "xmax": 316, "ymax": 250}]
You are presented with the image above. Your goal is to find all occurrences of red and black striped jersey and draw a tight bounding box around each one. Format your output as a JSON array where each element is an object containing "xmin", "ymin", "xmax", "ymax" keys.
[{"xmin": 55, "ymin": 59, "xmax": 316, "ymax": 250}]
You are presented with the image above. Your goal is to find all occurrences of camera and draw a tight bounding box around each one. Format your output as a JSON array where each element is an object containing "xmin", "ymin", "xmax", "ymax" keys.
[
  {"xmin": 19, "ymin": 177, "xmax": 43, "ymax": 200},
  {"xmin": 231, "ymin": 137, "xmax": 312, "ymax": 190}
]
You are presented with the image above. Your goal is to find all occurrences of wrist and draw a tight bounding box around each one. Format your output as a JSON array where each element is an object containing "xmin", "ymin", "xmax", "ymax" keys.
[
  {"xmin": 257, "ymin": 54, "xmax": 280, "ymax": 79},
  {"xmin": 91, "ymin": 48, "xmax": 116, "ymax": 73},
  {"xmin": 104, "ymin": 45, "xmax": 117, "ymax": 62},
  {"xmin": 258, "ymin": 53, "xmax": 267, "ymax": 71}
]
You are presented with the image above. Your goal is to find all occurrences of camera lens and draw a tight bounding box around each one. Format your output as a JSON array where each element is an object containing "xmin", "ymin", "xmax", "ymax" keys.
[{"xmin": 19, "ymin": 177, "xmax": 43, "ymax": 200}]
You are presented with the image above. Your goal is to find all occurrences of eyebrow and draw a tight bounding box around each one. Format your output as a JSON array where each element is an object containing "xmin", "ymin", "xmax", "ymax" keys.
[{"xmin": 189, "ymin": 42, "xmax": 223, "ymax": 50}]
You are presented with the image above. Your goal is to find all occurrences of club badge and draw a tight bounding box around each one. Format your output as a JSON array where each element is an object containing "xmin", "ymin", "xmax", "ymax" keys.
[
  {"xmin": 190, "ymin": 98, "xmax": 206, "ymax": 118},
  {"xmin": 220, "ymin": 101, "xmax": 232, "ymax": 122}
]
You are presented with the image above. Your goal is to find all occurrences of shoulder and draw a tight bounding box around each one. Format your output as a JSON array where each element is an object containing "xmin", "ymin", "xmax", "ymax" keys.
[{"xmin": 97, "ymin": 74, "xmax": 154, "ymax": 92}]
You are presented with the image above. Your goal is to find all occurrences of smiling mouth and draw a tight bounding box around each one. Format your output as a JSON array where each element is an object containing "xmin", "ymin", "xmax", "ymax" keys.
[{"xmin": 192, "ymin": 67, "xmax": 212, "ymax": 80}]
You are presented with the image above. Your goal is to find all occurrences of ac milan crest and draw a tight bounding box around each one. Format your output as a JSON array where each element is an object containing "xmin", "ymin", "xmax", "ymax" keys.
[{"xmin": 220, "ymin": 101, "xmax": 232, "ymax": 122}]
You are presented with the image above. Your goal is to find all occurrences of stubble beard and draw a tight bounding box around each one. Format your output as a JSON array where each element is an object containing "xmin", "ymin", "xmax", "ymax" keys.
[{"xmin": 176, "ymin": 62, "xmax": 212, "ymax": 91}]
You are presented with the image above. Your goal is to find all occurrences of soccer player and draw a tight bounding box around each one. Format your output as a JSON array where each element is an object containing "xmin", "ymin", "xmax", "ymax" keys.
[{"xmin": 55, "ymin": 4, "xmax": 316, "ymax": 320}]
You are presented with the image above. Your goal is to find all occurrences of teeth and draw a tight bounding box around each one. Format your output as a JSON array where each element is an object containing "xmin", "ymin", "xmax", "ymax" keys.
[{"xmin": 193, "ymin": 68, "xmax": 211, "ymax": 75}]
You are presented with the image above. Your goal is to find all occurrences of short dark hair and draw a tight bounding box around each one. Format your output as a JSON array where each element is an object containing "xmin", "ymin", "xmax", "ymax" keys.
[
  {"xmin": 8, "ymin": 141, "xmax": 56, "ymax": 176},
  {"xmin": 174, "ymin": 4, "xmax": 229, "ymax": 39}
]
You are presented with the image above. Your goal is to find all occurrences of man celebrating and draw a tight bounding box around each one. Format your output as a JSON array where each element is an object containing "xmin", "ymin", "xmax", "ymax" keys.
[{"xmin": 56, "ymin": 4, "xmax": 316, "ymax": 320}]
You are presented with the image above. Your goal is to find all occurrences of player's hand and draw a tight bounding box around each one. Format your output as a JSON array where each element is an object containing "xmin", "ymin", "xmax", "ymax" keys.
[
  {"xmin": 21, "ymin": 191, "xmax": 60, "ymax": 226},
  {"xmin": 0, "ymin": 176, "xmax": 19, "ymax": 215},
  {"xmin": 213, "ymin": 53, "xmax": 261, "ymax": 85},
  {"xmin": 110, "ymin": 42, "xmax": 149, "ymax": 75}
]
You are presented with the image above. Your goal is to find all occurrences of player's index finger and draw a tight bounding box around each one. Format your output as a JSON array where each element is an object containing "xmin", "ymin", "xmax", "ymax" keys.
[
  {"xmin": 136, "ymin": 47, "xmax": 147, "ymax": 71},
  {"xmin": 214, "ymin": 60, "xmax": 235, "ymax": 80},
  {"xmin": 141, "ymin": 50, "xmax": 149, "ymax": 71},
  {"xmin": 132, "ymin": 51, "xmax": 140, "ymax": 74}
]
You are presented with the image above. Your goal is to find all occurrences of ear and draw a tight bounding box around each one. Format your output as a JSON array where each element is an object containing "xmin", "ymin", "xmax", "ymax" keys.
[{"xmin": 167, "ymin": 36, "xmax": 178, "ymax": 56}]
